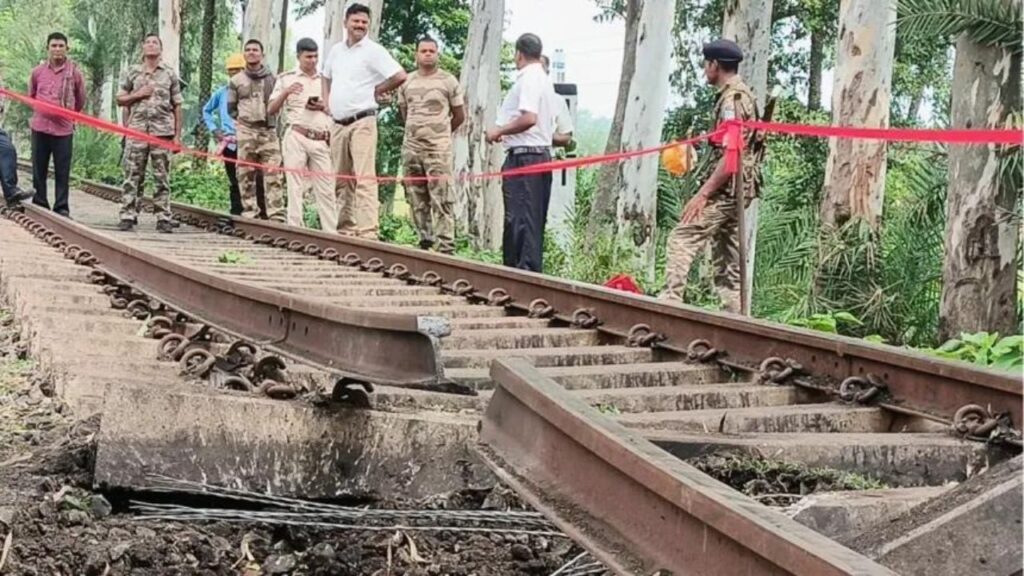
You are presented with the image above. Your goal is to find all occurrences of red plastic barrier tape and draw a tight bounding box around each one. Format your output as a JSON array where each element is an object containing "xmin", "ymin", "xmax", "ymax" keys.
[
  {"xmin": 742, "ymin": 119, "xmax": 1023, "ymax": 146},
  {"xmin": 3, "ymin": 86, "xmax": 1019, "ymax": 185},
  {"xmin": 0, "ymin": 86, "xmax": 719, "ymax": 183}
]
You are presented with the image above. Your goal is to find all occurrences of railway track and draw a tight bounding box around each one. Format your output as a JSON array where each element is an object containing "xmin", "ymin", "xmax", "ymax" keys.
[{"xmin": 7, "ymin": 166, "xmax": 1023, "ymax": 574}]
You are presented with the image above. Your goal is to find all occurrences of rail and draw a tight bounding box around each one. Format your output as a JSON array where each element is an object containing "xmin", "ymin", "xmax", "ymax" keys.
[
  {"xmin": 67, "ymin": 174, "xmax": 1021, "ymax": 425},
  {"xmin": 479, "ymin": 358, "xmax": 897, "ymax": 575},
  {"xmin": 6, "ymin": 203, "xmax": 454, "ymax": 390}
]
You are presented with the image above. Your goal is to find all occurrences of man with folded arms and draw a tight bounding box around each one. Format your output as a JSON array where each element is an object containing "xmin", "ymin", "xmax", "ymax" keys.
[{"xmin": 321, "ymin": 2, "xmax": 406, "ymax": 239}]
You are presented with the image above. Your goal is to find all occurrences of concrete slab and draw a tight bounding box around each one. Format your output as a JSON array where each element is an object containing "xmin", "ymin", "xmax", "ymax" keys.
[
  {"xmin": 441, "ymin": 328, "xmax": 600, "ymax": 350},
  {"xmin": 442, "ymin": 345, "xmax": 652, "ymax": 369},
  {"xmin": 576, "ymin": 383, "xmax": 813, "ymax": 413},
  {"xmin": 647, "ymin": 432, "xmax": 1002, "ymax": 486},
  {"xmin": 852, "ymin": 456, "xmax": 1023, "ymax": 576},
  {"xmin": 311, "ymin": 294, "xmax": 467, "ymax": 308},
  {"xmin": 786, "ymin": 486, "xmax": 950, "ymax": 541},
  {"xmin": 94, "ymin": 384, "xmax": 494, "ymax": 500},
  {"xmin": 617, "ymin": 404, "xmax": 891, "ymax": 434},
  {"xmin": 447, "ymin": 362, "xmax": 723, "ymax": 390},
  {"xmin": 447, "ymin": 317, "xmax": 551, "ymax": 330},
  {"xmin": 360, "ymin": 305, "xmax": 506, "ymax": 319}
]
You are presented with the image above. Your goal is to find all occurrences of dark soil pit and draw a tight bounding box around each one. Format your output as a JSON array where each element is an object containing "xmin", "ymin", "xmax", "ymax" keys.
[
  {"xmin": 690, "ymin": 452, "xmax": 888, "ymax": 507},
  {"xmin": 0, "ymin": 305, "xmax": 594, "ymax": 575}
]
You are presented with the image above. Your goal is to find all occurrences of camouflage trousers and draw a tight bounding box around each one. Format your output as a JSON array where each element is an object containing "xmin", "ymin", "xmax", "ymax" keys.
[
  {"xmin": 661, "ymin": 192, "xmax": 741, "ymax": 313},
  {"xmin": 237, "ymin": 125, "xmax": 286, "ymax": 222},
  {"xmin": 402, "ymin": 148, "xmax": 455, "ymax": 253},
  {"xmin": 120, "ymin": 138, "xmax": 172, "ymax": 223}
]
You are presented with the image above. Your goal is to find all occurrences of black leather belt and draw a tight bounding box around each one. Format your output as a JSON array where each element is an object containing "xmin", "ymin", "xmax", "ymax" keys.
[
  {"xmin": 506, "ymin": 146, "xmax": 550, "ymax": 156},
  {"xmin": 333, "ymin": 109, "xmax": 377, "ymax": 127}
]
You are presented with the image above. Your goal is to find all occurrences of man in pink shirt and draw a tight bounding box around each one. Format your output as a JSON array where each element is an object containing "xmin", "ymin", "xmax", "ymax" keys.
[{"xmin": 29, "ymin": 32, "xmax": 85, "ymax": 218}]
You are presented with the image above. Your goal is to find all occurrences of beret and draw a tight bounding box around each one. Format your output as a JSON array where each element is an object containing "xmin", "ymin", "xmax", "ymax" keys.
[{"xmin": 702, "ymin": 39, "xmax": 744, "ymax": 63}]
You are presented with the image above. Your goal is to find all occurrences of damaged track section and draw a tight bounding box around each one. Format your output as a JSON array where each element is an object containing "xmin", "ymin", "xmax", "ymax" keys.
[
  {"xmin": 478, "ymin": 358, "xmax": 896, "ymax": 575},
  {"xmin": 6, "ymin": 205, "xmax": 460, "ymax": 391}
]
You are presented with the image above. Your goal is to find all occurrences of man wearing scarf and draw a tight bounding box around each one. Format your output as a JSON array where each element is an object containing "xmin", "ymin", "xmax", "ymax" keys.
[
  {"xmin": 227, "ymin": 39, "xmax": 285, "ymax": 222},
  {"xmin": 28, "ymin": 31, "xmax": 85, "ymax": 218}
]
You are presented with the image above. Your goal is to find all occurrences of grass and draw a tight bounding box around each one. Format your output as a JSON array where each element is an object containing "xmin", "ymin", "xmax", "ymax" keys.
[
  {"xmin": 691, "ymin": 452, "xmax": 887, "ymax": 506},
  {"xmin": 216, "ymin": 250, "xmax": 253, "ymax": 265}
]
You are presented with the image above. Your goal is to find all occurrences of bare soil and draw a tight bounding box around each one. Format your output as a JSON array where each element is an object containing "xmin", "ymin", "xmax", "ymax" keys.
[{"xmin": 0, "ymin": 307, "xmax": 585, "ymax": 575}]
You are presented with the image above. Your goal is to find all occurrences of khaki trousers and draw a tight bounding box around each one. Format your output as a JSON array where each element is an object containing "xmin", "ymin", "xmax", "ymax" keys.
[
  {"xmin": 330, "ymin": 116, "xmax": 378, "ymax": 239},
  {"xmin": 282, "ymin": 129, "xmax": 338, "ymax": 232}
]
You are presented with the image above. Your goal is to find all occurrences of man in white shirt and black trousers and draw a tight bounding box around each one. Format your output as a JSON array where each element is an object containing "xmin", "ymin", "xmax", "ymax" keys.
[
  {"xmin": 487, "ymin": 33, "xmax": 556, "ymax": 273},
  {"xmin": 321, "ymin": 2, "xmax": 406, "ymax": 239}
]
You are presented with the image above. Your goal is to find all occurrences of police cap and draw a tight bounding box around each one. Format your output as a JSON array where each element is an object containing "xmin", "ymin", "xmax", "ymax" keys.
[{"xmin": 702, "ymin": 39, "xmax": 744, "ymax": 64}]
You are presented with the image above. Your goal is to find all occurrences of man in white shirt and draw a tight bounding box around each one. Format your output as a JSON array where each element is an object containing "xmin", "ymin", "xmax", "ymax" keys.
[
  {"xmin": 486, "ymin": 33, "xmax": 556, "ymax": 273},
  {"xmin": 321, "ymin": 2, "xmax": 406, "ymax": 239}
]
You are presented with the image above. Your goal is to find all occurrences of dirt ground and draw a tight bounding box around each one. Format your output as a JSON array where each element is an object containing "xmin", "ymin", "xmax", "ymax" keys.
[{"xmin": 0, "ymin": 307, "xmax": 587, "ymax": 576}]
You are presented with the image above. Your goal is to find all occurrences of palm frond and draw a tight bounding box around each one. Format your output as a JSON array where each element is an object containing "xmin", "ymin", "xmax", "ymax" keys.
[{"xmin": 897, "ymin": 0, "xmax": 1023, "ymax": 52}]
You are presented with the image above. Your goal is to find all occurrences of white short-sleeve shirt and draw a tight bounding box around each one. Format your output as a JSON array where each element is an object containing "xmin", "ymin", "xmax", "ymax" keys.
[
  {"xmin": 552, "ymin": 90, "xmax": 573, "ymax": 135},
  {"xmin": 322, "ymin": 36, "xmax": 403, "ymax": 120},
  {"xmin": 498, "ymin": 62, "xmax": 555, "ymax": 149}
]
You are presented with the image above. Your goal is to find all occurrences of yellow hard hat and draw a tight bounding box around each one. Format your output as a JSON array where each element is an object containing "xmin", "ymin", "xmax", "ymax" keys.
[
  {"xmin": 661, "ymin": 142, "xmax": 696, "ymax": 177},
  {"xmin": 225, "ymin": 53, "xmax": 245, "ymax": 71}
]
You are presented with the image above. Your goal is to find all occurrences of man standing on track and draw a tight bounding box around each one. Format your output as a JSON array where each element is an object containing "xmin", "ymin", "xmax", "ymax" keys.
[
  {"xmin": 228, "ymin": 39, "xmax": 286, "ymax": 222},
  {"xmin": 322, "ymin": 2, "xmax": 406, "ymax": 239},
  {"xmin": 28, "ymin": 32, "xmax": 86, "ymax": 218},
  {"xmin": 660, "ymin": 39, "xmax": 760, "ymax": 314},
  {"xmin": 203, "ymin": 53, "xmax": 266, "ymax": 217},
  {"xmin": 0, "ymin": 72, "xmax": 35, "ymax": 208},
  {"xmin": 398, "ymin": 36, "xmax": 465, "ymax": 254},
  {"xmin": 115, "ymin": 33, "xmax": 182, "ymax": 233},
  {"xmin": 486, "ymin": 33, "xmax": 556, "ymax": 273},
  {"xmin": 270, "ymin": 38, "xmax": 337, "ymax": 231}
]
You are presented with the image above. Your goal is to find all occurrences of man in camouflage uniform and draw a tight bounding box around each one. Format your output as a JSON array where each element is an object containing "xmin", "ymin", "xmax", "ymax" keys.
[
  {"xmin": 661, "ymin": 39, "xmax": 760, "ymax": 314},
  {"xmin": 398, "ymin": 37, "xmax": 465, "ymax": 253},
  {"xmin": 0, "ymin": 71, "xmax": 35, "ymax": 208},
  {"xmin": 228, "ymin": 39, "xmax": 285, "ymax": 222},
  {"xmin": 115, "ymin": 34, "xmax": 182, "ymax": 232}
]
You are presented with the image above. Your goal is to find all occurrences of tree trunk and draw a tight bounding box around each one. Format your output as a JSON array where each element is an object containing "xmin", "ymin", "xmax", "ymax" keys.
[
  {"xmin": 821, "ymin": 0, "xmax": 896, "ymax": 230},
  {"xmin": 159, "ymin": 0, "xmax": 182, "ymax": 75},
  {"xmin": 243, "ymin": 0, "xmax": 286, "ymax": 73},
  {"xmin": 614, "ymin": 0, "xmax": 677, "ymax": 273},
  {"xmin": 586, "ymin": 0, "xmax": 640, "ymax": 238},
  {"xmin": 277, "ymin": 0, "xmax": 289, "ymax": 73},
  {"xmin": 324, "ymin": 0, "xmax": 384, "ymax": 49},
  {"xmin": 452, "ymin": 0, "xmax": 504, "ymax": 250},
  {"xmin": 89, "ymin": 69, "xmax": 105, "ymax": 117},
  {"xmin": 100, "ymin": 71, "xmax": 113, "ymax": 121},
  {"xmin": 939, "ymin": 36, "xmax": 1021, "ymax": 341},
  {"xmin": 808, "ymin": 28, "xmax": 823, "ymax": 111},
  {"xmin": 196, "ymin": 0, "xmax": 217, "ymax": 150},
  {"xmin": 722, "ymin": 0, "xmax": 773, "ymax": 313},
  {"xmin": 906, "ymin": 87, "xmax": 923, "ymax": 123}
]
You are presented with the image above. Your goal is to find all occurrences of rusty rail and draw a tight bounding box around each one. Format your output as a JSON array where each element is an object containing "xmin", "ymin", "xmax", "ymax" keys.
[
  {"xmin": 479, "ymin": 358, "xmax": 897, "ymax": 575},
  {"xmin": 11, "ymin": 204, "xmax": 455, "ymax": 390},
  {"xmin": 53, "ymin": 172, "xmax": 1023, "ymax": 424}
]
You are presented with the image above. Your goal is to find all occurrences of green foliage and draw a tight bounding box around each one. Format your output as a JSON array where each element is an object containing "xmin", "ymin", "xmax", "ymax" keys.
[
  {"xmin": 925, "ymin": 333, "xmax": 1024, "ymax": 371},
  {"xmin": 787, "ymin": 311, "xmax": 863, "ymax": 334},
  {"xmin": 897, "ymin": 0, "xmax": 1023, "ymax": 53},
  {"xmin": 378, "ymin": 212, "xmax": 419, "ymax": 247},
  {"xmin": 169, "ymin": 158, "xmax": 232, "ymax": 212},
  {"xmin": 72, "ymin": 130, "xmax": 124, "ymax": 184},
  {"xmin": 216, "ymin": 250, "xmax": 251, "ymax": 265}
]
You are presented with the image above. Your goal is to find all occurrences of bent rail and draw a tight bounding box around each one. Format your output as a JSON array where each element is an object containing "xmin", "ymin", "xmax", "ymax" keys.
[
  {"xmin": 479, "ymin": 358, "xmax": 896, "ymax": 575},
  {"xmin": 60, "ymin": 171, "xmax": 1024, "ymax": 424},
  {"xmin": 12, "ymin": 205, "xmax": 452, "ymax": 389}
]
